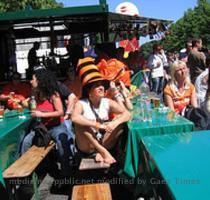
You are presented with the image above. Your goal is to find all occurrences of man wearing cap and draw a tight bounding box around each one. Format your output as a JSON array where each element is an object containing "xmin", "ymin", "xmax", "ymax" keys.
[{"xmin": 71, "ymin": 57, "xmax": 131, "ymax": 164}]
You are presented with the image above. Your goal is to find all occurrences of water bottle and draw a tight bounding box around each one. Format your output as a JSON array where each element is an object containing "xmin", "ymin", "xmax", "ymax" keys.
[
  {"xmin": 139, "ymin": 81, "xmax": 150, "ymax": 121},
  {"xmin": 144, "ymin": 98, "xmax": 152, "ymax": 122},
  {"xmin": 30, "ymin": 96, "xmax": 41, "ymax": 122},
  {"xmin": 30, "ymin": 96, "xmax": 37, "ymax": 111}
]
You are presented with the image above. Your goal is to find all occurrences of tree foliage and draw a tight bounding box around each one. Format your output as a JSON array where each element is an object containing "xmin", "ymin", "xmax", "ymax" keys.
[
  {"xmin": 141, "ymin": 0, "xmax": 210, "ymax": 56},
  {"xmin": 0, "ymin": 0, "xmax": 63, "ymax": 12}
]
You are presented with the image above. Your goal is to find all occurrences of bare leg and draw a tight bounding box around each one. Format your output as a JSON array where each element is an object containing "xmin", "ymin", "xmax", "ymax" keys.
[
  {"xmin": 75, "ymin": 125, "xmax": 116, "ymax": 164},
  {"xmin": 102, "ymin": 123, "xmax": 125, "ymax": 150},
  {"xmin": 95, "ymin": 152, "xmax": 116, "ymax": 164},
  {"xmin": 95, "ymin": 153, "xmax": 104, "ymax": 162}
]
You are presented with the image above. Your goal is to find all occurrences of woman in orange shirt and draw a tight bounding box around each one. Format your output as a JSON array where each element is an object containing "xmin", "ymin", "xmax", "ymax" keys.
[{"xmin": 164, "ymin": 60, "xmax": 197, "ymax": 114}]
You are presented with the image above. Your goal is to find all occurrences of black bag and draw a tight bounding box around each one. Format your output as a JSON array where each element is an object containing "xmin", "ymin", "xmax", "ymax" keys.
[
  {"xmin": 26, "ymin": 117, "xmax": 51, "ymax": 148},
  {"xmin": 184, "ymin": 103, "xmax": 210, "ymax": 130},
  {"xmin": 32, "ymin": 123, "xmax": 51, "ymax": 147}
]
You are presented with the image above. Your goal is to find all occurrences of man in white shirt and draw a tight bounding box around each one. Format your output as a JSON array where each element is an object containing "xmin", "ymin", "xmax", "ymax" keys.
[
  {"xmin": 195, "ymin": 68, "xmax": 208, "ymax": 107},
  {"xmin": 147, "ymin": 44, "xmax": 168, "ymax": 95}
]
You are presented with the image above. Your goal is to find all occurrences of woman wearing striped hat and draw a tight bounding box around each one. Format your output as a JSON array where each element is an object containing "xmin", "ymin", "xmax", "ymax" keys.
[{"xmin": 71, "ymin": 57, "xmax": 131, "ymax": 164}]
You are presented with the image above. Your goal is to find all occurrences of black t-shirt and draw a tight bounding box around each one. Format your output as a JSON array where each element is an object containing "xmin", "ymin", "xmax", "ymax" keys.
[
  {"xmin": 185, "ymin": 100, "xmax": 210, "ymax": 130},
  {"xmin": 57, "ymin": 81, "xmax": 72, "ymax": 111},
  {"xmin": 28, "ymin": 47, "xmax": 39, "ymax": 69}
]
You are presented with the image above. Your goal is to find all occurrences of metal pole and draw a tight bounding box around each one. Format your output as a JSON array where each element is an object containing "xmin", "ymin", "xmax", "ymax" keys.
[
  {"xmin": 49, "ymin": 21, "xmax": 55, "ymax": 54},
  {"xmin": 99, "ymin": 0, "xmax": 107, "ymax": 5}
]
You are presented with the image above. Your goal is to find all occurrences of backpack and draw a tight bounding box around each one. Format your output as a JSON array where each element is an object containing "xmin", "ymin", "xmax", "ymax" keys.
[
  {"xmin": 32, "ymin": 123, "xmax": 51, "ymax": 147},
  {"xmin": 26, "ymin": 117, "xmax": 51, "ymax": 148},
  {"xmin": 184, "ymin": 102, "xmax": 210, "ymax": 130}
]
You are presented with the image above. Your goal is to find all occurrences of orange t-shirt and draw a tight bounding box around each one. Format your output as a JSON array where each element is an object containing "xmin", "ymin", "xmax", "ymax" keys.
[{"xmin": 164, "ymin": 83, "xmax": 195, "ymax": 113}]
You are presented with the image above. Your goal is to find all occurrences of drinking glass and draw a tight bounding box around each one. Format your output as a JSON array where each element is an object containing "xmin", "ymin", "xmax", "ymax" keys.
[
  {"xmin": 132, "ymin": 107, "xmax": 141, "ymax": 122},
  {"xmin": 0, "ymin": 105, "xmax": 5, "ymax": 120},
  {"xmin": 144, "ymin": 99, "xmax": 152, "ymax": 122},
  {"xmin": 166, "ymin": 110, "xmax": 175, "ymax": 121},
  {"xmin": 17, "ymin": 105, "xmax": 25, "ymax": 119},
  {"xmin": 152, "ymin": 97, "xmax": 161, "ymax": 109}
]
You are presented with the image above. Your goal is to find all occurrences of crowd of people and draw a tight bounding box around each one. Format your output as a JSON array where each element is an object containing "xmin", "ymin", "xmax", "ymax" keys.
[{"xmin": 0, "ymin": 37, "xmax": 209, "ymax": 179}]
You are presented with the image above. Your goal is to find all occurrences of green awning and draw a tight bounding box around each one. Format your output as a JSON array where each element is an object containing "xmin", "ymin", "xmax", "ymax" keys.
[
  {"xmin": 0, "ymin": 4, "xmax": 108, "ymax": 23},
  {"xmin": 0, "ymin": 3, "xmax": 172, "ymax": 39}
]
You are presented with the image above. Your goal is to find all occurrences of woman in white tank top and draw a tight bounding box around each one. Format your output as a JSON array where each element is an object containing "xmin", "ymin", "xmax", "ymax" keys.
[{"xmin": 71, "ymin": 80, "xmax": 131, "ymax": 164}]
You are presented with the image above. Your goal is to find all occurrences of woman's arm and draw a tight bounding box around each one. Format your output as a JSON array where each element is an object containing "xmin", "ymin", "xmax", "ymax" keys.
[
  {"xmin": 190, "ymin": 87, "xmax": 198, "ymax": 108},
  {"xmin": 104, "ymin": 99, "xmax": 131, "ymax": 133},
  {"xmin": 0, "ymin": 94, "xmax": 10, "ymax": 101},
  {"xmin": 120, "ymin": 81, "xmax": 133, "ymax": 110},
  {"xmin": 109, "ymin": 81, "xmax": 133, "ymax": 111},
  {"xmin": 64, "ymin": 93, "xmax": 77, "ymax": 119},
  {"xmin": 164, "ymin": 94, "xmax": 175, "ymax": 111}
]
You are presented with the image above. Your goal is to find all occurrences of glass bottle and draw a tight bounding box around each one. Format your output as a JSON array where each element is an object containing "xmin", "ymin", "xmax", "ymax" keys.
[{"xmin": 30, "ymin": 96, "xmax": 37, "ymax": 111}]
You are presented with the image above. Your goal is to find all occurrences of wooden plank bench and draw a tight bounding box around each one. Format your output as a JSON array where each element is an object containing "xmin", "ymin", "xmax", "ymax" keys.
[
  {"xmin": 78, "ymin": 158, "xmax": 111, "ymax": 181},
  {"xmin": 71, "ymin": 183, "xmax": 112, "ymax": 200},
  {"xmin": 3, "ymin": 141, "xmax": 55, "ymax": 200},
  {"xmin": 79, "ymin": 158, "xmax": 110, "ymax": 170}
]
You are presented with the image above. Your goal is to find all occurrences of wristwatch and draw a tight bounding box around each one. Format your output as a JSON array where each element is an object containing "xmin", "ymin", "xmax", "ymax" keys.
[{"xmin": 96, "ymin": 132, "xmax": 103, "ymax": 141}]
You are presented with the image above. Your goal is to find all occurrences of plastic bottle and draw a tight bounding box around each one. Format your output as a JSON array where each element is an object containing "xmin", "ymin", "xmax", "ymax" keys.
[
  {"xmin": 30, "ymin": 96, "xmax": 41, "ymax": 122},
  {"xmin": 139, "ymin": 81, "xmax": 151, "ymax": 121},
  {"xmin": 144, "ymin": 98, "xmax": 152, "ymax": 122},
  {"xmin": 30, "ymin": 96, "xmax": 37, "ymax": 111},
  {"xmin": 139, "ymin": 81, "xmax": 150, "ymax": 97}
]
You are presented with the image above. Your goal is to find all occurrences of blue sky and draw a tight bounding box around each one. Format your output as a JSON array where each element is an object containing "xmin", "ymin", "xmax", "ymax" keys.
[
  {"xmin": 58, "ymin": 0, "xmax": 198, "ymax": 22},
  {"xmin": 57, "ymin": 0, "xmax": 198, "ymax": 44}
]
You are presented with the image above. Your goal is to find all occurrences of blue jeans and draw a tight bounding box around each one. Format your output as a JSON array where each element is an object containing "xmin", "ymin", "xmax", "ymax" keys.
[
  {"xmin": 21, "ymin": 130, "xmax": 35, "ymax": 154},
  {"xmin": 21, "ymin": 120, "xmax": 75, "ymax": 176},
  {"xmin": 151, "ymin": 77, "xmax": 164, "ymax": 95}
]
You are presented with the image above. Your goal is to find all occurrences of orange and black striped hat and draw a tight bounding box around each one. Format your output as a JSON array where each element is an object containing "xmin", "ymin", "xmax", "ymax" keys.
[{"xmin": 77, "ymin": 57, "xmax": 109, "ymax": 89}]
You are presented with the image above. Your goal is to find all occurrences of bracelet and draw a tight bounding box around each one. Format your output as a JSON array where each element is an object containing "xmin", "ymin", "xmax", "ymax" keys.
[
  {"xmin": 113, "ymin": 90, "xmax": 119, "ymax": 95},
  {"xmin": 100, "ymin": 124, "xmax": 106, "ymax": 130},
  {"xmin": 65, "ymin": 111, "xmax": 72, "ymax": 115},
  {"xmin": 114, "ymin": 93, "xmax": 123, "ymax": 99}
]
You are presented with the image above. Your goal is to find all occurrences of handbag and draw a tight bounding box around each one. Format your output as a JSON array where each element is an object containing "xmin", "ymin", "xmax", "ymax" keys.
[
  {"xmin": 32, "ymin": 122, "xmax": 51, "ymax": 147},
  {"xmin": 184, "ymin": 103, "xmax": 210, "ymax": 130},
  {"xmin": 26, "ymin": 117, "xmax": 51, "ymax": 148}
]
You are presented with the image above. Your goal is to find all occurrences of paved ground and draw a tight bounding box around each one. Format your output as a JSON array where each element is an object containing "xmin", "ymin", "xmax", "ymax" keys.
[
  {"xmin": 16, "ymin": 135, "xmax": 154, "ymax": 200},
  {"xmin": 17, "ymin": 170, "xmax": 135, "ymax": 200},
  {"xmin": 31, "ymin": 175, "xmax": 69, "ymax": 200}
]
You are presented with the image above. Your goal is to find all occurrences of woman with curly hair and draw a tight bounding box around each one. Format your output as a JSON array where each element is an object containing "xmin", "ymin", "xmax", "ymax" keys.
[{"xmin": 21, "ymin": 69, "xmax": 72, "ymax": 177}]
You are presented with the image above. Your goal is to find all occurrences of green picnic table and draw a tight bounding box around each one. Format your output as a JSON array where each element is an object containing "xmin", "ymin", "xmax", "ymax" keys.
[
  {"xmin": 141, "ymin": 130, "xmax": 210, "ymax": 200},
  {"xmin": 0, "ymin": 110, "xmax": 30, "ymax": 186},
  {"xmin": 123, "ymin": 107, "xmax": 194, "ymax": 178}
]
